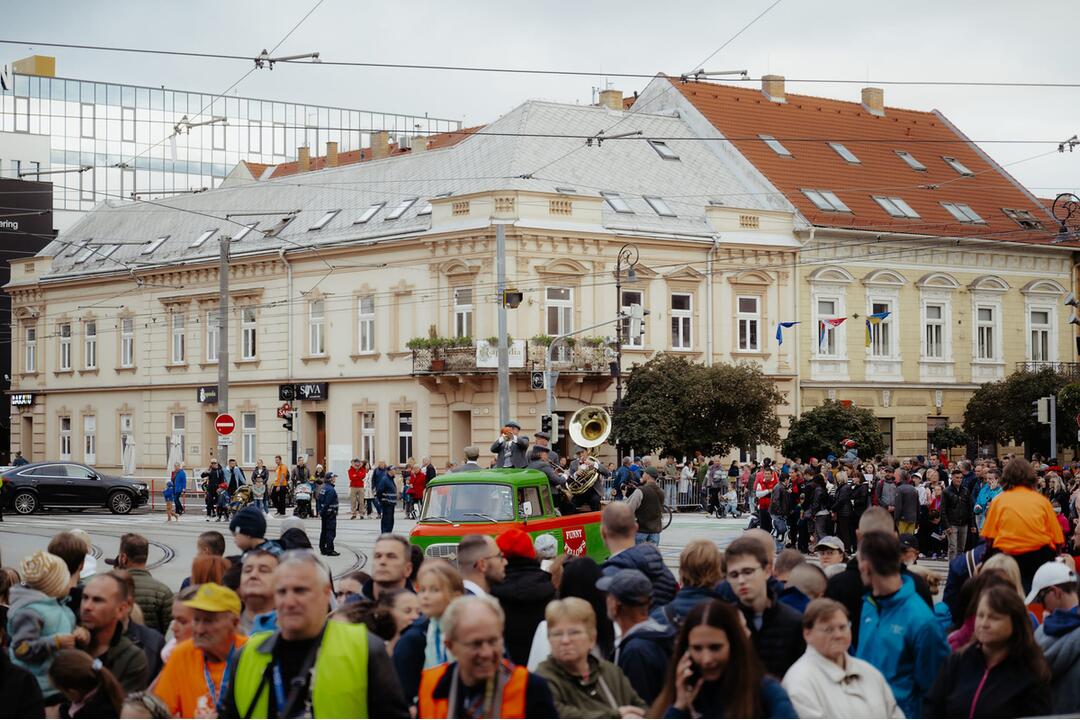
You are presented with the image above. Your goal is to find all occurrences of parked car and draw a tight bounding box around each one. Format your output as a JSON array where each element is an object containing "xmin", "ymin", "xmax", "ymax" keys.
[{"xmin": 1, "ymin": 462, "xmax": 149, "ymax": 515}]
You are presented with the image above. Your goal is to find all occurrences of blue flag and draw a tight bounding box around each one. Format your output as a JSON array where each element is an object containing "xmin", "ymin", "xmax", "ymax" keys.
[{"xmin": 775, "ymin": 321, "xmax": 800, "ymax": 345}]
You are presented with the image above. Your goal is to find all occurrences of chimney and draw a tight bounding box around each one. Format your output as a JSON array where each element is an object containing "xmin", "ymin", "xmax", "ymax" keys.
[
  {"xmin": 598, "ymin": 89, "xmax": 623, "ymax": 111},
  {"xmin": 371, "ymin": 131, "xmax": 390, "ymax": 160},
  {"xmin": 861, "ymin": 87, "xmax": 885, "ymax": 116},
  {"xmin": 325, "ymin": 141, "xmax": 338, "ymax": 168},
  {"xmin": 411, "ymin": 135, "xmax": 428, "ymax": 154},
  {"xmin": 761, "ymin": 75, "xmax": 785, "ymax": 103},
  {"xmin": 298, "ymin": 146, "xmax": 310, "ymax": 173}
]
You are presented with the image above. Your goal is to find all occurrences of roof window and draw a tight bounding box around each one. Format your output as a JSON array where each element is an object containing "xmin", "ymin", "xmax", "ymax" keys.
[
  {"xmin": 555, "ymin": 186, "xmax": 577, "ymax": 194},
  {"xmin": 940, "ymin": 202, "xmax": 985, "ymax": 224},
  {"xmin": 1002, "ymin": 208, "xmax": 1044, "ymax": 230},
  {"xmin": 802, "ymin": 189, "xmax": 851, "ymax": 213},
  {"xmin": 191, "ymin": 228, "xmax": 218, "ymax": 248},
  {"xmin": 67, "ymin": 239, "xmax": 89, "ymax": 257},
  {"xmin": 873, "ymin": 196, "xmax": 921, "ymax": 219},
  {"xmin": 647, "ymin": 140, "xmax": 679, "ymax": 160},
  {"xmin": 143, "ymin": 236, "xmax": 168, "ymax": 255},
  {"xmin": 264, "ymin": 217, "xmax": 293, "ymax": 238},
  {"xmin": 601, "ymin": 192, "xmax": 634, "ymax": 214},
  {"xmin": 74, "ymin": 245, "xmax": 97, "ymax": 264},
  {"xmin": 309, "ymin": 209, "xmax": 340, "ymax": 231},
  {"xmin": 386, "ymin": 198, "xmax": 417, "ymax": 220},
  {"xmin": 895, "ymin": 151, "xmax": 926, "ymax": 171},
  {"xmin": 759, "ymin": 134, "xmax": 792, "ymax": 157},
  {"xmin": 942, "ymin": 156, "xmax": 974, "ymax": 176},
  {"xmin": 644, "ymin": 196, "xmax": 676, "ymax": 217},
  {"xmin": 98, "ymin": 244, "xmax": 119, "ymax": 260},
  {"xmin": 417, "ymin": 192, "xmax": 451, "ymax": 217},
  {"xmin": 828, "ymin": 142, "xmax": 860, "ymax": 164},
  {"xmin": 354, "ymin": 202, "xmax": 385, "ymax": 225},
  {"xmin": 232, "ymin": 222, "xmax": 258, "ymax": 241}
]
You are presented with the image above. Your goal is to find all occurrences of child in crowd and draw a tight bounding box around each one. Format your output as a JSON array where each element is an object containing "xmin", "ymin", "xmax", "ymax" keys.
[
  {"xmin": 215, "ymin": 483, "xmax": 231, "ymax": 522},
  {"xmin": 48, "ymin": 649, "xmax": 125, "ymax": 719},
  {"xmin": 252, "ymin": 474, "xmax": 267, "ymax": 513},
  {"xmin": 163, "ymin": 477, "xmax": 178, "ymax": 522},
  {"xmin": 294, "ymin": 479, "xmax": 313, "ymax": 518}
]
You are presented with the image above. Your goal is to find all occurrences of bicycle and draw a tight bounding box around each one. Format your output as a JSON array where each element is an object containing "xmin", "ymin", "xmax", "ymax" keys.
[{"xmin": 662, "ymin": 504, "xmax": 674, "ymax": 531}]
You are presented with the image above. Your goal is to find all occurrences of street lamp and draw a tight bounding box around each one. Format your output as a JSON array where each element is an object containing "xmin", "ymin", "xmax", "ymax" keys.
[
  {"xmin": 614, "ymin": 243, "xmax": 640, "ymax": 446},
  {"xmin": 1051, "ymin": 193, "xmax": 1079, "ymax": 244}
]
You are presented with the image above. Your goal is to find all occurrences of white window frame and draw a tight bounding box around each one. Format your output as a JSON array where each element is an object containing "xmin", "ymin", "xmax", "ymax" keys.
[
  {"xmin": 120, "ymin": 317, "xmax": 134, "ymax": 368},
  {"xmin": 736, "ymin": 295, "xmax": 761, "ymax": 351},
  {"xmin": 309, "ymin": 209, "xmax": 340, "ymax": 231},
  {"xmin": 80, "ymin": 103, "xmax": 95, "ymax": 139},
  {"xmin": 241, "ymin": 307, "xmax": 257, "ymax": 360},
  {"xmin": 922, "ymin": 302, "xmax": 946, "ymax": 360},
  {"xmin": 206, "ymin": 310, "xmax": 220, "ymax": 363},
  {"xmin": 24, "ymin": 326, "xmax": 36, "ymax": 373},
  {"xmin": 171, "ymin": 312, "xmax": 186, "ymax": 364},
  {"xmin": 119, "ymin": 414, "xmax": 134, "ymax": 459},
  {"xmin": 941, "ymin": 202, "xmax": 985, "ymax": 224},
  {"xmin": 648, "ymin": 140, "xmax": 679, "ymax": 160},
  {"xmin": 942, "ymin": 156, "xmax": 974, "ymax": 176},
  {"xmin": 814, "ymin": 297, "xmax": 844, "ymax": 359},
  {"xmin": 309, "ymin": 300, "xmax": 325, "ymax": 356},
  {"xmin": 386, "ymin": 198, "xmax": 417, "ymax": 220},
  {"xmin": 358, "ymin": 296, "xmax": 375, "ymax": 353},
  {"xmin": 896, "ymin": 150, "xmax": 926, "ymax": 171},
  {"xmin": 60, "ymin": 416, "xmax": 72, "ymax": 461},
  {"xmin": 142, "ymin": 236, "xmax": 168, "ymax": 255},
  {"xmin": 84, "ymin": 321, "xmax": 97, "ymax": 369},
  {"xmin": 759, "ymin": 134, "xmax": 792, "ymax": 156},
  {"xmin": 83, "ymin": 415, "xmax": 96, "ymax": 465},
  {"xmin": 242, "ymin": 412, "xmax": 257, "ymax": 465},
  {"xmin": 644, "ymin": 195, "xmax": 676, "ymax": 217},
  {"xmin": 397, "ymin": 412, "xmax": 413, "ymax": 465},
  {"xmin": 59, "ymin": 323, "xmax": 72, "ymax": 371},
  {"xmin": 361, "ymin": 412, "xmax": 376, "ymax": 465},
  {"xmin": 601, "ymin": 192, "xmax": 633, "ymax": 214},
  {"xmin": 867, "ymin": 300, "xmax": 896, "ymax": 359},
  {"xmin": 975, "ymin": 305, "xmax": 999, "ymax": 361},
  {"xmin": 121, "ymin": 107, "xmax": 136, "ymax": 142},
  {"xmin": 802, "ymin": 189, "xmax": 851, "ymax": 213},
  {"xmin": 191, "ymin": 228, "xmax": 218, "ymax": 248},
  {"xmin": 248, "ymin": 119, "xmax": 262, "ymax": 153},
  {"xmin": 620, "ymin": 290, "xmax": 644, "ymax": 348},
  {"xmin": 1027, "ymin": 306, "xmax": 1054, "ymax": 363},
  {"xmin": 671, "ymin": 293, "xmax": 692, "ymax": 350},
  {"xmin": 453, "ymin": 288, "xmax": 473, "ymax": 339},
  {"xmin": 171, "ymin": 413, "xmax": 186, "ymax": 459},
  {"xmin": 873, "ymin": 196, "xmax": 920, "ymax": 219},
  {"xmin": 354, "ymin": 203, "xmax": 384, "ymax": 225},
  {"xmin": 545, "ymin": 287, "xmax": 574, "ymax": 360},
  {"xmin": 828, "ymin": 142, "xmax": 860, "ymax": 163}
]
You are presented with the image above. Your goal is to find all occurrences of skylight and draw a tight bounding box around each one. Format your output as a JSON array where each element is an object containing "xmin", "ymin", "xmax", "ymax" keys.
[
  {"xmin": 601, "ymin": 192, "xmax": 634, "ymax": 214},
  {"xmin": 354, "ymin": 202, "xmax": 385, "ymax": 225},
  {"xmin": 143, "ymin": 236, "xmax": 168, "ymax": 255},
  {"xmin": 941, "ymin": 202, "xmax": 985, "ymax": 224},
  {"xmin": 191, "ymin": 229, "xmax": 218, "ymax": 248},
  {"xmin": 802, "ymin": 189, "xmax": 851, "ymax": 213},
  {"xmin": 98, "ymin": 244, "xmax": 119, "ymax": 259},
  {"xmin": 74, "ymin": 246, "xmax": 97, "ymax": 264},
  {"xmin": 896, "ymin": 151, "xmax": 927, "ymax": 171},
  {"xmin": 942, "ymin": 156, "xmax": 974, "ymax": 176},
  {"xmin": 648, "ymin": 140, "xmax": 679, "ymax": 160},
  {"xmin": 309, "ymin": 209, "xmax": 340, "ymax": 231},
  {"xmin": 555, "ymin": 186, "xmax": 577, "ymax": 194},
  {"xmin": 232, "ymin": 222, "xmax": 258, "ymax": 241},
  {"xmin": 417, "ymin": 192, "xmax": 451, "ymax": 217},
  {"xmin": 759, "ymin": 134, "xmax": 792, "ymax": 157},
  {"xmin": 828, "ymin": 142, "xmax": 860, "ymax": 164},
  {"xmin": 264, "ymin": 217, "xmax": 293, "ymax": 238},
  {"xmin": 644, "ymin": 196, "xmax": 676, "ymax": 217},
  {"xmin": 1002, "ymin": 208, "xmax": 1044, "ymax": 230},
  {"xmin": 386, "ymin": 198, "xmax": 417, "ymax": 220},
  {"xmin": 873, "ymin": 196, "xmax": 921, "ymax": 219},
  {"xmin": 68, "ymin": 239, "xmax": 89, "ymax": 257}
]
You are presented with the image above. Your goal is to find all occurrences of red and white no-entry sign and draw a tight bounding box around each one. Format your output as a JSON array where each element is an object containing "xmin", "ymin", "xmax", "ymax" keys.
[{"xmin": 214, "ymin": 413, "xmax": 236, "ymax": 435}]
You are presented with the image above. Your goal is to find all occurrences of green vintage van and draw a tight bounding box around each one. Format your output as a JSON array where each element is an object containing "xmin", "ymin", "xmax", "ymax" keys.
[{"xmin": 409, "ymin": 468, "xmax": 608, "ymax": 563}]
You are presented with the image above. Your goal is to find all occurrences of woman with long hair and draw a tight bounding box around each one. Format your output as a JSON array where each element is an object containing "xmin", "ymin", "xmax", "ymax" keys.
[
  {"xmin": 48, "ymin": 649, "xmax": 125, "ymax": 718},
  {"xmin": 649, "ymin": 600, "xmax": 795, "ymax": 719},
  {"xmin": 926, "ymin": 585, "xmax": 1052, "ymax": 717},
  {"xmin": 189, "ymin": 554, "xmax": 229, "ymax": 586}
]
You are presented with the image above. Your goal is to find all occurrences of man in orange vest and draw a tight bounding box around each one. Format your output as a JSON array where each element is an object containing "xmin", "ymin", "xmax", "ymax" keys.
[{"xmin": 417, "ymin": 596, "xmax": 557, "ymax": 719}]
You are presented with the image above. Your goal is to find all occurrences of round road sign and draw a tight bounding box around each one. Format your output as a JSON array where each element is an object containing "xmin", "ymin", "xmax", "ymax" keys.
[{"xmin": 214, "ymin": 413, "xmax": 236, "ymax": 435}]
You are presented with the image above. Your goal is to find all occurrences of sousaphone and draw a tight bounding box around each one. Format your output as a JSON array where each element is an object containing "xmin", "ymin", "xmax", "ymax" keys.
[{"xmin": 565, "ymin": 405, "xmax": 611, "ymax": 496}]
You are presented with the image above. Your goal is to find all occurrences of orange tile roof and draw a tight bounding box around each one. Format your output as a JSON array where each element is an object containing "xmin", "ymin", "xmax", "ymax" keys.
[
  {"xmin": 671, "ymin": 79, "xmax": 1066, "ymax": 246},
  {"xmin": 267, "ymin": 126, "xmax": 483, "ymax": 179}
]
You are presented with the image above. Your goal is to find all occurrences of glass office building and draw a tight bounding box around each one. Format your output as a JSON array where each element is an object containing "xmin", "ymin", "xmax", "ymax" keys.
[{"xmin": 0, "ymin": 66, "xmax": 461, "ymax": 221}]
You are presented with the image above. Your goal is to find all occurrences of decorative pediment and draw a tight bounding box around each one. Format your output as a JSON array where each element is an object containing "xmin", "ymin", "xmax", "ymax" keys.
[
  {"xmin": 536, "ymin": 259, "xmax": 590, "ymax": 278},
  {"xmin": 1020, "ymin": 279, "xmax": 1067, "ymax": 295},
  {"xmin": 915, "ymin": 272, "xmax": 960, "ymax": 290},
  {"xmin": 969, "ymin": 275, "xmax": 1009, "ymax": 293},
  {"xmin": 807, "ymin": 266, "xmax": 855, "ymax": 284},
  {"xmin": 862, "ymin": 269, "xmax": 907, "ymax": 287},
  {"xmin": 663, "ymin": 265, "xmax": 705, "ymax": 282},
  {"xmin": 12, "ymin": 306, "xmax": 42, "ymax": 321},
  {"xmin": 439, "ymin": 259, "xmax": 482, "ymax": 278},
  {"xmin": 728, "ymin": 269, "xmax": 773, "ymax": 286}
]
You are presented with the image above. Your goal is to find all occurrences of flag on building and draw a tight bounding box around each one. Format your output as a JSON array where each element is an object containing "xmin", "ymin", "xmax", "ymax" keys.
[
  {"xmin": 865, "ymin": 311, "xmax": 892, "ymax": 347},
  {"xmin": 818, "ymin": 317, "xmax": 846, "ymax": 349},
  {"xmin": 775, "ymin": 321, "xmax": 800, "ymax": 345}
]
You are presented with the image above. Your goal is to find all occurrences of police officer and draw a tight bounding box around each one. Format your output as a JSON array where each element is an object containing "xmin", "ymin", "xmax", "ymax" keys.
[{"xmin": 317, "ymin": 473, "xmax": 339, "ymax": 557}]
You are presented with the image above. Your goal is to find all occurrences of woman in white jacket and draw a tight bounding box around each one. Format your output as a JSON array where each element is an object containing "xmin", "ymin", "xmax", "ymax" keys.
[{"xmin": 782, "ymin": 598, "xmax": 905, "ymax": 719}]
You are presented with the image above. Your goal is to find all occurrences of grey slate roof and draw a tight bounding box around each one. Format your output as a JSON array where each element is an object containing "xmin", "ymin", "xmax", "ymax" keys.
[{"xmin": 39, "ymin": 100, "xmax": 783, "ymax": 279}]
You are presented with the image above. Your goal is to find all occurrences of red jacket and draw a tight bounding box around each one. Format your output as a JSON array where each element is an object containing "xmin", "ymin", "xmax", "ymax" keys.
[
  {"xmin": 408, "ymin": 470, "xmax": 426, "ymax": 499},
  {"xmin": 754, "ymin": 469, "xmax": 778, "ymax": 510},
  {"xmin": 348, "ymin": 466, "xmax": 366, "ymax": 489}
]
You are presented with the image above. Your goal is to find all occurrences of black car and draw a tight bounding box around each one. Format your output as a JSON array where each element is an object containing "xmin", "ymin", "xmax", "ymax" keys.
[{"xmin": 1, "ymin": 462, "xmax": 149, "ymax": 515}]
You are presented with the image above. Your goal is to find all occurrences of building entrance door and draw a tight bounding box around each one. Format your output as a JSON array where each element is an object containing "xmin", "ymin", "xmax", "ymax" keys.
[{"xmin": 314, "ymin": 412, "xmax": 327, "ymax": 468}]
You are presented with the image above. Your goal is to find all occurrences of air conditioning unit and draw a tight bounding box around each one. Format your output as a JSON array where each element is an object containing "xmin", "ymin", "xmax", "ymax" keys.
[{"xmin": 397, "ymin": 134, "xmax": 412, "ymax": 150}]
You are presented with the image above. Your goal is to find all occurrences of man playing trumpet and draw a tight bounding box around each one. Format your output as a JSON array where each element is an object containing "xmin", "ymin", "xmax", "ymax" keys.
[{"xmin": 490, "ymin": 420, "xmax": 529, "ymax": 468}]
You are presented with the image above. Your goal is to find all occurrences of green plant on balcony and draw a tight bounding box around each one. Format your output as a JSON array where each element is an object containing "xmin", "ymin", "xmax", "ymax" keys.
[
  {"xmin": 582, "ymin": 336, "xmax": 606, "ymax": 348},
  {"xmin": 530, "ymin": 334, "xmax": 555, "ymax": 347},
  {"xmin": 449, "ymin": 335, "xmax": 473, "ymax": 348},
  {"xmin": 484, "ymin": 335, "xmax": 513, "ymax": 346},
  {"xmin": 564, "ymin": 337, "xmax": 577, "ymax": 348},
  {"xmin": 406, "ymin": 337, "xmax": 433, "ymax": 350}
]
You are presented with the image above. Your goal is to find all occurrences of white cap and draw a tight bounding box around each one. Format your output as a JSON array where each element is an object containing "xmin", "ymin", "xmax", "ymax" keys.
[{"xmin": 1025, "ymin": 560, "xmax": 1078, "ymax": 605}]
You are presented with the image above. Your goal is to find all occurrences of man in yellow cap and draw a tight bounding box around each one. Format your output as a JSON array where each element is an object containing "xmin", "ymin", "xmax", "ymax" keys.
[{"xmin": 151, "ymin": 583, "xmax": 247, "ymax": 718}]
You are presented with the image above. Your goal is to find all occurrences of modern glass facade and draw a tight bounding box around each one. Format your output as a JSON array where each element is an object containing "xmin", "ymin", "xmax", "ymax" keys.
[{"xmin": 0, "ymin": 71, "xmax": 460, "ymax": 214}]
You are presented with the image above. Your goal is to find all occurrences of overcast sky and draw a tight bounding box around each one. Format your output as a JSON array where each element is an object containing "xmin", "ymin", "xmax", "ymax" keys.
[{"xmin": 5, "ymin": 0, "xmax": 1077, "ymax": 197}]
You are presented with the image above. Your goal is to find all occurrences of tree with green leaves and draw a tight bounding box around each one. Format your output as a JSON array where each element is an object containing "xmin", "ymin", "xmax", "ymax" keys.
[
  {"xmin": 781, "ymin": 400, "xmax": 885, "ymax": 461},
  {"xmin": 611, "ymin": 354, "xmax": 783, "ymax": 458},
  {"xmin": 962, "ymin": 368, "xmax": 1074, "ymax": 457},
  {"xmin": 930, "ymin": 425, "xmax": 969, "ymax": 452}
]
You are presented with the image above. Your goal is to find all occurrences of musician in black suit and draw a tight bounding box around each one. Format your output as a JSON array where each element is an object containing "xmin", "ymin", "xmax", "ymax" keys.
[{"xmin": 490, "ymin": 420, "xmax": 529, "ymax": 468}]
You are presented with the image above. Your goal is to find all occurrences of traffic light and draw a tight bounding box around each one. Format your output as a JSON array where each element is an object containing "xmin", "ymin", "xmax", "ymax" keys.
[
  {"xmin": 628, "ymin": 303, "xmax": 649, "ymax": 343},
  {"xmin": 282, "ymin": 414, "xmax": 294, "ymax": 432},
  {"xmin": 541, "ymin": 415, "xmax": 552, "ymax": 435},
  {"xmin": 1033, "ymin": 397, "xmax": 1050, "ymax": 424}
]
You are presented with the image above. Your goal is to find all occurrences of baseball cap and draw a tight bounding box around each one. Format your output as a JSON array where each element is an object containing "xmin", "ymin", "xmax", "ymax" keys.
[
  {"xmin": 644, "ymin": 467, "xmax": 659, "ymax": 478},
  {"xmin": 814, "ymin": 536, "xmax": 845, "ymax": 553},
  {"xmin": 898, "ymin": 534, "xmax": 919, "ymax": 552},
  {"xmin": 1025, "ymin": 560, "xmax": 1078, "ymax": 605},
  {"xmin": 596, "ymin": 568, "xmax": 653, "ymax": 605},
  {"xmin": 183, "ymin": 582, "xmax": 242, "ymax": 615},
  {"xmin": 325, "ymin": 472, "xmax": 337, "ymax": 481},
  {"xmin": 534, "ymin": 431, "xmax": 550, "ymax": 440}
]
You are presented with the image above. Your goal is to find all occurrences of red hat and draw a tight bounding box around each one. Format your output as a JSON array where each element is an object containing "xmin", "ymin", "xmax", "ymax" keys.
[{"xmin": 496, "ymin": 528, "xmax": 536, "ymax": 560}]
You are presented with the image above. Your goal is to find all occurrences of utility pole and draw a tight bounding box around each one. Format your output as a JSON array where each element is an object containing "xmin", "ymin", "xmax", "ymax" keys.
[
  {"xmin": 546, "ymin": 313, "xmax": 628, "ymax": 442},
  {"xmin": 1049, "ymin": 393, "xmax": 1058, "ymax": 460},
  {"xmin": 496, "ymin": 223, "xmax": 510, "ymax": 427},
  {"xmin": 613, "ymin": 244, "xmax": 639, "ymax": 418},
  {"xmin": 217, "ymin": 236, "xmax": 230, "ymax": 465}
]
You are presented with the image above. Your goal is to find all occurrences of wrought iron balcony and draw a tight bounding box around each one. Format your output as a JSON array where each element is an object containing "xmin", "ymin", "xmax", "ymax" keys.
[
  {"xmin": 1015, "ymin": 361, "xmax": 1080, "ymax": 377},
  {"xmin": 411, "ymin": 343, "xmax": 609, "ymax": 375}
]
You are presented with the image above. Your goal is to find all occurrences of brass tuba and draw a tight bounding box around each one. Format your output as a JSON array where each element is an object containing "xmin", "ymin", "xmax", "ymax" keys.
[{"xmin": 565, "ymin": 405, "xmax": 611, "ymax": 496}]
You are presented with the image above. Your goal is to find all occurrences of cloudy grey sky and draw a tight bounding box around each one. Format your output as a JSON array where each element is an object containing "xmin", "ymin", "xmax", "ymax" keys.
[{"xmin": 5, "ymin": 0, "xmax": 1077, "ymax": 196}]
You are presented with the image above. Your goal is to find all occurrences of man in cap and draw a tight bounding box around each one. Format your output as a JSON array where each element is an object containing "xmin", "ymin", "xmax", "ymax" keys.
[
  {"xmin": 625, "ymin": 466, "xmax": 666, "ymax": 545},
  {"xmin": 567, "ymin": 447, "xmax": 606, "ymax": 512},
  {"xmin": 527, "ymin": 446, "xmax": 564, "ymax": 503},
  {"xmin": 229, "ymin": 505, "xmax": 282, "ymax": 559},
  {"xmin": 530, "ymin": 431, "xmax": 559, "ymax": 468},
  {"xmin": 152, "ymin": 583, "xmax": 247, "ymax": 718},
  {"xmin": 317, "ymin": 471, "xmax": 340, "ymax": 556},
  {"xmin": 491, "ymin": 420, "xmax": 529, "ymax": 468},
  {"xmin": 450, "ymin": 446, "xmax": 483, "ymax": 473},
  {"xmin": 600, "ymin": 568, "xmax": 675, "ymax": 705},
  {"xmin": 814, "ymin": 536, "xmax": 847, "ymax": 578},
  {"xmin": 1032, "ymin": 560, "xmax": 1080, "ymax": 714}
]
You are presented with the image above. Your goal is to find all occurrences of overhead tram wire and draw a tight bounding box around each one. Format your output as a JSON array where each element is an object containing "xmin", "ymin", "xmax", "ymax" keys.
[{"xmin": 0, "ymin": 37, "xmax": 1077, "ymax": 88}]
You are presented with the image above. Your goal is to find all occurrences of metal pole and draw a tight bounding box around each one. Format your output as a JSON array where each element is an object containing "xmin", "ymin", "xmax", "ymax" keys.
[
  {"xmin": 1050, "ymin": 394, "xmax": 1058, "ymax": 460},
  {"xmin": 217, "ymin": 236, "xmax": 230, "ymax": 464},
  {"xmin": 547, "ymin": 314, "xmax": 629, "ymax": 440},
  {"xmin": 496, "ymin": 223, "xmax": 510, "ymax": 427},
  {"xmin": 615, "ymin": 255, "xmax": 623, "ymax": 417}
]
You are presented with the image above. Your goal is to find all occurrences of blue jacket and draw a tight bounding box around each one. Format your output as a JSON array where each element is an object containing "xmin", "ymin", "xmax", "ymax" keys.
[
  {"xmin": 650, "ymin": 586, "xmax": 719, "ymax": 627},
  {"xmin": 173, "ymin": 469, "xmax": 187, "ymax": 494},
  {"xmin": 374, "ymin": 470, "xmax": 397, "ymax": 503},
  {"xmin": 317, "ymin": 483, "xmax": 339, "ymax": 514},
  {"xmin": 856, "ymin": 575, "xmax": 950, "ymax": 719},
  {"xmin": 942, "ymin": 542, "xmax": 987, "ymax": 624},
  {"xmin": 1035, "ymin": 606, "xmax": 1080, "ymax": 714},
  {"xmin": 613, "ymin": 618, "xmax": 676, "ymax": 705},
  {"xmin": 974, "ymin": 484, "xmax": 1003, "ymax": 516},
  {"xmin": 602, "ymin": 544, "xmax": 678, "ymax": 607},
  {"xmin": 393, "ymin": 616, "xmax": 429, "ymax": 704}
]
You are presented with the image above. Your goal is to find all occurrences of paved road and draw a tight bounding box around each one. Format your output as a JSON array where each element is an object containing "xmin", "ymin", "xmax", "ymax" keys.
[{"xmin": 0, "ymin": 506, "xmax": 950, "ymax": 589}]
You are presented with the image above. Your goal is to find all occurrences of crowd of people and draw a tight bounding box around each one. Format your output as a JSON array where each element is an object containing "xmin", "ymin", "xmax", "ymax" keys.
[{"xmin": 2, "ymin": 449, "xmax": 1079, "ymax": 718}]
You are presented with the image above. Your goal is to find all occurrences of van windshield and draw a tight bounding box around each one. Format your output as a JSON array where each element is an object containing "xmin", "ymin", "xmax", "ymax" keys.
[{"xmin": 421, "ymin": 483, "xmax": 515, "ymax": 522}]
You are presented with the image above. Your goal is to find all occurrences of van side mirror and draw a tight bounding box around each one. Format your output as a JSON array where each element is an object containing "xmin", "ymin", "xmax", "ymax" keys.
[{"xmin": 522, "ymin": 500, "xmax": 534, "ymax": 517}]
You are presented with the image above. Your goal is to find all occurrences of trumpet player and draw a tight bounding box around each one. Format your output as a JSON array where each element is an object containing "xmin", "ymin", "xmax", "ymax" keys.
[
  {"xmin": 528, "ymin": 446, "xmax": 564, "ymax": 493},
  {"xmin": 490, "ymin": 420, "xmax": 529, "ymax": 468},
  {"xmin": 566, "ymin": 446, "xmax": 607, "ymax": 513},
  {"xmin": 530, "ymin": 430, "xmax": 560, "ymax": 468}
]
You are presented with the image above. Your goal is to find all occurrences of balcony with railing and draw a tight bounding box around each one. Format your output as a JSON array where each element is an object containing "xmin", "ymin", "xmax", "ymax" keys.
[
  {"xmin": 1016, "ymin": 361, "xmax": 1080, "ymax": 377},
  {"xmin": 411, "ymin": 342, "xmax": 609, "ymax": 375}
]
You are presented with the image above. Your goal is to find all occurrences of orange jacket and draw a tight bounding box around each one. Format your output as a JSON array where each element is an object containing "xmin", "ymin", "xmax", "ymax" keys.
[{"xmin": 418, "ymin": 661, "xmax": 528, "ymax": 719}]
